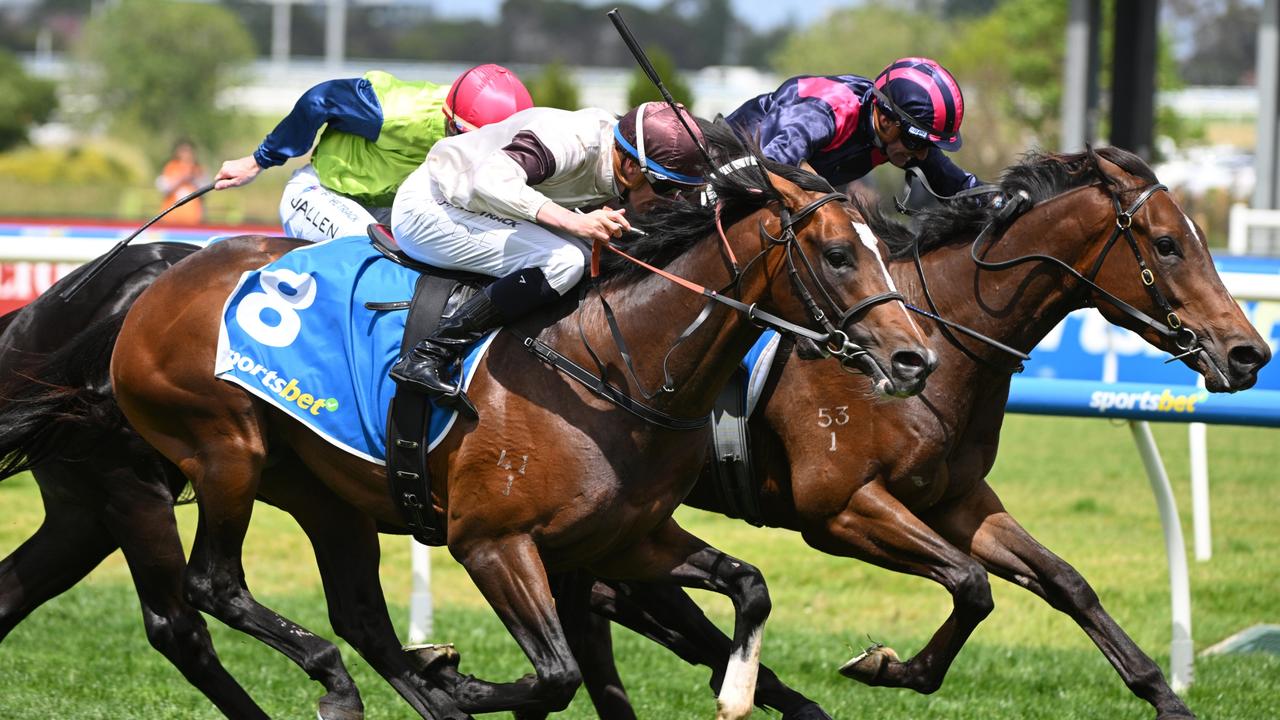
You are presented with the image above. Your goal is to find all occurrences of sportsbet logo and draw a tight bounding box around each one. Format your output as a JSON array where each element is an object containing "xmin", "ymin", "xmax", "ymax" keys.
[
  {"xmin": 1088, "ymin": 388, "xmax": 1210, "ymax": 415},
  {"xmin": 224, "ymin": 349, "xmax": 338, "ymax": 415}
]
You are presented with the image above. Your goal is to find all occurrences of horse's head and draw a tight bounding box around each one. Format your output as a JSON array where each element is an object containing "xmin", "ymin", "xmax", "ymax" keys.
[
  {"xmin": 750, "ymin": 168, "xmax": 936, "ymax": 397},
  {"xmin": 1072, "ymin": 148, "xmax": 1268, "ymax": 391}
]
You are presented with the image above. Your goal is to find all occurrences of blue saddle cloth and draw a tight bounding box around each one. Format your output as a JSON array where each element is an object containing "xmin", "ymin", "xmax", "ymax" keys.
[
  {"xmin": 742, "ymin": 330, "xmax": 783, "ymax": 416},
  {"xmin": 215, "ymin": 235, "xmax": 495, "ymax": 464}
]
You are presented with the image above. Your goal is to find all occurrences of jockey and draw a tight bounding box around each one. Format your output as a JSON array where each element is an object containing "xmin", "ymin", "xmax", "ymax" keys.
[
  {"xmin": 388, "ymin": 102, "xmax": 707, "ymax": 403},
  {"xmin": 214, "ymin": 64, "xmax": 534, "ymax": 242},
  {"xmin": 727, "ymin": 57, "xmax": 980, "ymax": 198}
]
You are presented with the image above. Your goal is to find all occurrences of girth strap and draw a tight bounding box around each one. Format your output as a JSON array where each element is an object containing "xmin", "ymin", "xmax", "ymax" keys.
[
  {"xmin": 384, "ymin": 273, "xmax": 472, "ymax": 546},
  {"xmin": 708, "ymin": 371, "xmax": 762, "ymax": 526}
]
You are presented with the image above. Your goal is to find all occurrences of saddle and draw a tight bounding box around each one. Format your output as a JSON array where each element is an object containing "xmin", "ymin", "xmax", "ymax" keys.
[{"xmin": 367, "ymin": 223, "xmax": 490, "ymax": 546}]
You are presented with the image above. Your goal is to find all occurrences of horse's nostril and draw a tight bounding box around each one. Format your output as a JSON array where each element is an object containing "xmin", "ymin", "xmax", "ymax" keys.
[
  {"xmin": 1228, "ymin": 344, "xmax": 1268, "ymax": 373},
  {"xmin": 891, "ymin": 349, "xmax": 929, "ymax": 380}
]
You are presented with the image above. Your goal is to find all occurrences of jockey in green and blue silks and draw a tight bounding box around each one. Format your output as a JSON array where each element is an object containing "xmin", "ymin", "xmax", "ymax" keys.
[
  {"xmin": 728, "ymin": 57, "xmax": 981, "ymax": 198},
  {"xmin": 214, "ymin": 65, "xmax": 533, "ymax": 243}
]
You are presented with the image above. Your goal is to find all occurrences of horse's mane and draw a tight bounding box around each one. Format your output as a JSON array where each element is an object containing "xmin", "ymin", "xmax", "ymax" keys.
[
  {"xmin": 873, "ymin": 146, "xmax": 1159, "ymax": 259},
  {"xmin": 598, "ymin": 119, "xmax": 836, "ymax": 281}
]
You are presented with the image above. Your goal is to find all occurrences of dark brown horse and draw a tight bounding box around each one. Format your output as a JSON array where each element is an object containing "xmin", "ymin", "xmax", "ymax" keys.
[
  {"xmin": 107, "ymin": 125, "xmax": 933, "ymax": 719},
  {"xmin": 566, "ymin": 147, "xmax": 1269, "ymax": 720}
]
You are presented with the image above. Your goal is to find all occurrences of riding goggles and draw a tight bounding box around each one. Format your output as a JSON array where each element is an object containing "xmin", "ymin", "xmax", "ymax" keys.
[{"xmin": 870, "ymin": 86, "xmax": 936, "ymax": 152}]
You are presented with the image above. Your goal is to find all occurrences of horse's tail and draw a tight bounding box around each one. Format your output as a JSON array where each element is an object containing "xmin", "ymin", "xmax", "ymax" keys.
[{"xmin": 0, "ymin": 312, "xmax": 128, "ymax": 480}]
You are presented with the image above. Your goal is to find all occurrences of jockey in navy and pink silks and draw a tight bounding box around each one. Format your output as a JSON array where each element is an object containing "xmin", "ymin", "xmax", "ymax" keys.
[{"xmin": 727, "ymin": 57, "xmax": 981, "ymax": 196}]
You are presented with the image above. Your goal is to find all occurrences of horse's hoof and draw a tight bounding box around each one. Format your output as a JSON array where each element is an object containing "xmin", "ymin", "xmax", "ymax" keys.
[
  {"xmin": 403, "ymin": 642, "xmax": 462, "ymax": 674},
  {"xmin": 317, "ymin": 695, "xmax": 364, "ymax": 720},
  {"xmin": 784, "ymin": 702, "xmax": 835, "ymax": 720},
  {"xmin": 838, "ymin": 644, "xmax": 901, "ymax": 684}
]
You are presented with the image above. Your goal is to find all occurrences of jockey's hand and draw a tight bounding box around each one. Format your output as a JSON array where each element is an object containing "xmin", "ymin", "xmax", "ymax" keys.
[
  {"xmin": 569, "ymin": 208, "xmax": 631, "ymax": 242},
  {"xmin": 215, "ymin": 155, "xmax": 263, "ymax": 190}
]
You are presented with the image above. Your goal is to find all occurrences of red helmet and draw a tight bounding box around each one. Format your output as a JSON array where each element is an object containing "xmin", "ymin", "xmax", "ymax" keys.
[{"xmin": 444, "ymin": 64, "xmax": 534, "ymax": 133}]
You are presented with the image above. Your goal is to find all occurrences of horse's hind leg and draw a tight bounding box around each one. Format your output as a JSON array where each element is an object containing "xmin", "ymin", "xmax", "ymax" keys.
[
  {"xmin": 99, "ymin": 462, "xmax": 267, "ymax": 719},
  {"xmin": 258, "ymin": 465, "xmax": 467, "ymax": 720},
  {"xmin": 929, "ymin": 480, "xmax": 1195, "ymax": 720},
  {"xmin": 171, "ymin": 433, "xmax": 365, "ymax": 720},
  {"xmin": 585, "ymin": 579, "xmax": 831, "ymax": 720},
  {"xmin": 0, "ymin": 481, "xmax": 116, "ymax": 639},
  {"xmin": 590, "ymin": 519, "xmax": 772, "ymax": 720}
]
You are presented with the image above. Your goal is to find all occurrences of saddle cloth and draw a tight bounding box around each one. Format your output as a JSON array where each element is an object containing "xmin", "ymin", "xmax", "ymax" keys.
[
  {"xmin": 742, "ymin": 329, "xmax": 783, "ymax": 417},
  {"xmin": 214, "ymin": 234, "xmax": 496, "ymax": 464}
]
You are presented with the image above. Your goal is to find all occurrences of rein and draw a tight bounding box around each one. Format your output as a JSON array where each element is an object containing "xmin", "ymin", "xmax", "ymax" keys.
[
  {"xmin": 886, "ymin": 166, "xmax": 1032, "ymax": 372},
  {"xmin": 522, "ymin": 182, "xmax": 906, "ymax": 429},
  {"xmin": 583, "ymin": 189, "xmax": 900, "ymax": 402},
  {"xmin": 894, "ymin": 165, "xmax": 1001, "ymax": 216}
]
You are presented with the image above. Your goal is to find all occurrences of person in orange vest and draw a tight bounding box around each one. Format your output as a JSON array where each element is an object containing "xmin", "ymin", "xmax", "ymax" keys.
[{"xmin": 155, "ymin": 138, "xmax": 208, "ymax": 226}]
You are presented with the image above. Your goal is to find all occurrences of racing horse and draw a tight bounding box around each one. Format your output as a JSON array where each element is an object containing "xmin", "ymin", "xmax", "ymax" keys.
[
  {"xmin": 0, "ymin": 243, "xmax": 486, "ymax": 719},
  {"xmin": 564, "ymin": 146, "xmax": 1269, "ymax": 720},
  {"xmin": 105, "ymin": 122, "xmax": 934, "ymax": 719}
]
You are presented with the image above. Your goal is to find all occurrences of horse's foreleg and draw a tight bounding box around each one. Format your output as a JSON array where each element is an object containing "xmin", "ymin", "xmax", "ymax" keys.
[
  {"xmin": 259, "ymin": 468, "xmax": 468, "ymax": 720},
  {"xmin": 587, "ymin": 578, "xmax": 830, "ymax": 720},
  {"xmin": 565, "ymin": 592, "xmax": 636, "ymax": 720},
  {"xmin": 928, "ymin": 480, "xmax": 1195, "ymax": 720},
  {"xmin": 590, "ymin": 519, "xmax": 771, "ymax": 720},
  {"xmin": 181, "ymin": 444, "xmax": 364, "ymax": 720},
  {"xmin": 806, "ymin": 481, "xmax": 993, "ymax": 694},
  {"xmin": 444, "ymin": 535, "xmax": 583, "ymax": 716},
  {"xmin": 0, "ymin": 482, "xmax": 115, "ymax": 639}
]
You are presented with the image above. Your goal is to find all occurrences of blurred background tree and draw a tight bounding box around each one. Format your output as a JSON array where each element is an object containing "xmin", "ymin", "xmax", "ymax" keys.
[
  {"xmin": 74, "ymin": 0, "xmax": 255, "ymax": 161},
  {"xmin": 770, "ymin": 2, "xmax": 949, "ymax": 77},
  {"xmin": 0, "ymin": 48, "xmax": 56, "ymax": 152},
  {"xmin": 626, "ymin": 47, "xmax": 694, "ymax": 108},
  {"xmin": 528, "ymin": 60, "xmax": 582, "ymax": 110}
]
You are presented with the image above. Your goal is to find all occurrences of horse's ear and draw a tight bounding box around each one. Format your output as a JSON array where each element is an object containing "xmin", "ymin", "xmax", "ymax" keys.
[
  {"xmin": 766, "ymin": 170, "xmax": 807, "ymax": 207},
  {"xmin": 799, "ymin": 160, "xmax": 818, "ymax": 175},
  {"xmin": 1086, "ymin": 144, "xmax": 1120, "ymax": 189}
]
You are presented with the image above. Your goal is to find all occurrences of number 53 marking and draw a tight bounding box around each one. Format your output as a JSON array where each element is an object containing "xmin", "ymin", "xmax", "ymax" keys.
[
  {"xmin": 818, "ymin": 406, "xmax": 849, "ymax": 451},
  {"xmin": 817, "ymin": 406, "xmax": 849, "ymax": 427}
]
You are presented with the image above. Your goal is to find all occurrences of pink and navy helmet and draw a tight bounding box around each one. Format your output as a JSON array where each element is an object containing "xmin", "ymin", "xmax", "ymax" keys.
[{"xmin": 872, "ymin": 57, "xmax": 965, "ymax": 151}]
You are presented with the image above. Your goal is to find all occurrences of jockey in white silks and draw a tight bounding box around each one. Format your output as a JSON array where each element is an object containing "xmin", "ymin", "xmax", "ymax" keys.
[{"xmin": 388, "ymin": 102, "xmax": 708, "ymax": 407}]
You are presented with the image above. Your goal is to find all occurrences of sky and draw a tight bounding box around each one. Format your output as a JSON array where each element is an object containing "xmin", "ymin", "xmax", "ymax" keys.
[{"xmin": 425, "ymin": 0, "xmax": 849, "ymax": 32}]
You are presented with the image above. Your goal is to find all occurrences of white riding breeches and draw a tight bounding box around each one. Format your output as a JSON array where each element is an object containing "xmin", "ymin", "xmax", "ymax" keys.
[
  {"xmin": 391, "ymin": 173, "xmax": 586, "ymax": 295},
  {"xmin": 279, "ymin": 164, "xmax": 389, "ymax": 242}
]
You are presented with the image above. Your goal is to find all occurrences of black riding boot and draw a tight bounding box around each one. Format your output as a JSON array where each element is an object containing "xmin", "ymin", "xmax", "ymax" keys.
[{"xmin": 390, "ymin": 291, "xmax": 503, "ymax": 399}]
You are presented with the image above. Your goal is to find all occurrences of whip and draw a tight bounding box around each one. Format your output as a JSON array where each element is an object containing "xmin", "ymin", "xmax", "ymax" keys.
[{"xmin": 58, "ymin": 182, "xmax": 215, "ymax": 301}]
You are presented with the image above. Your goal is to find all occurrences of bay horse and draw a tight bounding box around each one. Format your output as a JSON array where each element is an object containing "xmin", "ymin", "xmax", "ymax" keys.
[
  {"xmin": 106, "ymin": 123, "xmax": 934, "ymax": 719},
  {"xmin": 562, "ymin": 146, "xmax": 1269, "ymax": 720},
  {"xmin": 0, "ymin": 244, "xmax": 484, "ymax": 718}
]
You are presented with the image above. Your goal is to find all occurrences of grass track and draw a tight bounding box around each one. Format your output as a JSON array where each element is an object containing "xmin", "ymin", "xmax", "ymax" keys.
[{"xmin": 1, "ymin": 415, "xmax": 1277, "ymax": 718}]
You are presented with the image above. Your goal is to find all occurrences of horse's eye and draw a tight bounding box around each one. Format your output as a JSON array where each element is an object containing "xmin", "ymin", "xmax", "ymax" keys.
[
  {"xmin": 824, "ymin": 248, "xmax": 854, "ymax": 269},
  {"xmin": 1154, "ymin": 236, "xmax": 1179, "ymax": 258}
]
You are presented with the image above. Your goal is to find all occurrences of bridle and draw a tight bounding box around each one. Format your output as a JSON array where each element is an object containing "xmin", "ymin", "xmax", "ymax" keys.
[
  {"xmin": 519, "ymin": 182, "xmax": 909, "ymax": 430},
  {"xmin": 965, "ymin": 178, "xmax": 1215, "ymax": 372},
  {"xmin": 903, "ymin": 158, "xmax": 1214, "ymax": 375},
  {"xmin": 757, "ymin": 192, "xmax": 906, "ymax": 365},
  {"xmin": 582, "ymin": 187, "xmax": 906, "ymax": 402}
]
